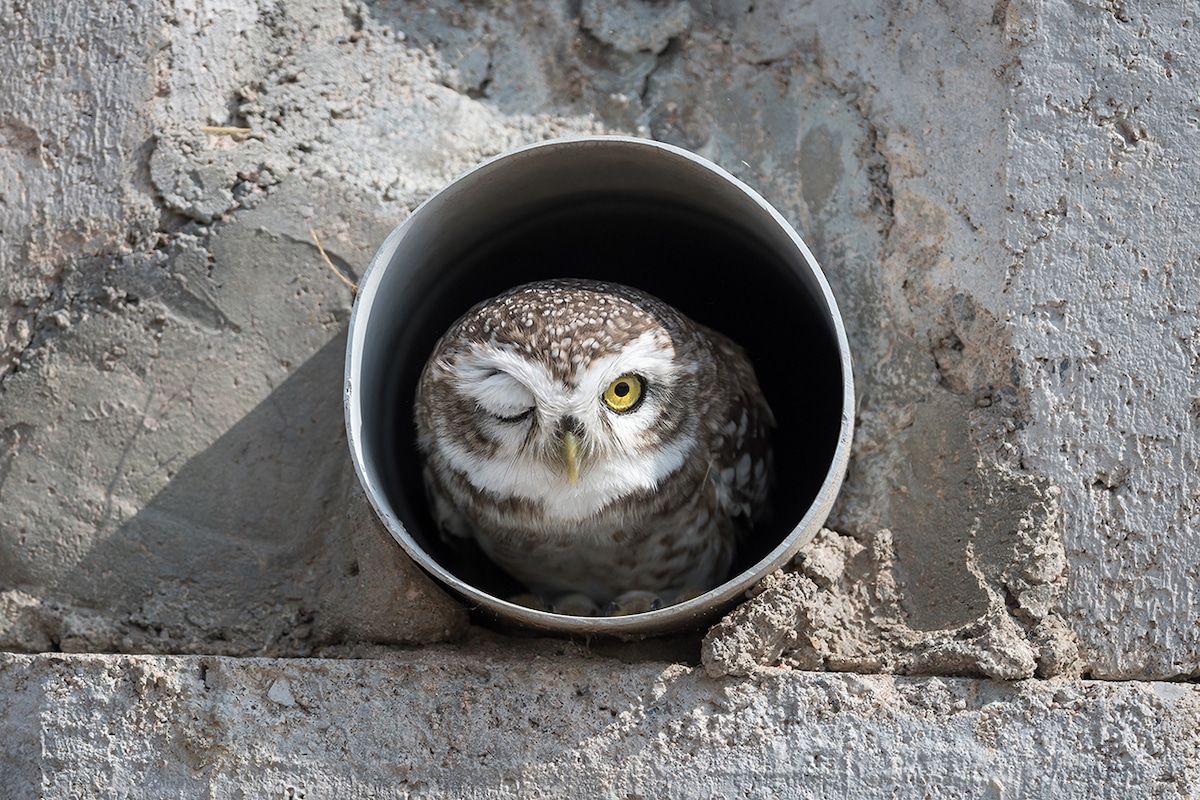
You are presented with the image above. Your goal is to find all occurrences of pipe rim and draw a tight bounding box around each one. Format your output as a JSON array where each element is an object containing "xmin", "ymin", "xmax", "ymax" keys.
[{"xmin": 345, "ymin": 135, "xmax": 855, "ymax": 635}]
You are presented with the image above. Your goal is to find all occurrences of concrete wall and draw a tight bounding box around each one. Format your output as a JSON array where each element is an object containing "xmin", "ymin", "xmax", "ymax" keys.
[
  {"xmin": 3, "ymin": 646, "xmax": 1198, "ymax": 798},
  {"xmin": 1, "ymin": 0, "xmax": 1198, "ymax": 793}
]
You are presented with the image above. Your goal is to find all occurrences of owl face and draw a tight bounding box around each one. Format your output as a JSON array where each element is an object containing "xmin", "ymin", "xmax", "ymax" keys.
[{"xmin": 416, "ymin": 281, "xmax": 706, "ymax": 521}]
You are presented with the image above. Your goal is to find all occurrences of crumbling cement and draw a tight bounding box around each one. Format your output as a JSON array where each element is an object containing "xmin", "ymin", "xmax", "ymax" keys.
[
  {"xmin": 1, "ymin": 0, "xmax": 1197, "ymax": 685},
  {"xmin": 705, "ymin": 513, "xmax": 1077, "ymax": 681}
]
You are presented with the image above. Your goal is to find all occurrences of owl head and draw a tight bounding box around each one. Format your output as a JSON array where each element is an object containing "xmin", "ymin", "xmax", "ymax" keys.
[{"xmin": 415, "ymin": 279, "xmax": 712, "ymax": 522}]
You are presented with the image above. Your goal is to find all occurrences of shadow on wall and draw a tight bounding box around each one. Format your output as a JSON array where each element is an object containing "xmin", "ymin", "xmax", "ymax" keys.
[{"xmin": 68, "ymin": 332, "xmax": 352, "ymax": 653}]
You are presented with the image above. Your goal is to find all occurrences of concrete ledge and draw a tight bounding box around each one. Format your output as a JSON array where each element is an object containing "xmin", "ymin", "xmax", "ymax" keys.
[{"xmin": 3, "ymin": 645, "xmax": 1196, "ymax": 798}]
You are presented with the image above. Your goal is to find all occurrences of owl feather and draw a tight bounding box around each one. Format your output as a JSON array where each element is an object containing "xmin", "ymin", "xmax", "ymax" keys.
[{"xmin": 414, "ymin": 279, "xmax": 774, "ymax": 607}]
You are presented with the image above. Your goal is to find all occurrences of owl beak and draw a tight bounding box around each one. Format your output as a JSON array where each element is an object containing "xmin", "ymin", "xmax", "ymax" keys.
[
  {"xmin": 558, "ymin": 416, "xmax": 585, "ymax": 484},
  {"xmin": 561, "ymin": 430, "xmax": 581, "ymax": 485}
]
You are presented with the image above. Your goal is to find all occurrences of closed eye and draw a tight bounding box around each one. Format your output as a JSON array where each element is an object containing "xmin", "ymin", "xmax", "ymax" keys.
[
  {"xmin": 491, "ymin": 407, "xmax": 533, "ymax": 423},
  {"xmin": 467, "ymin": 369, "xmax": 537, "ymax": 422}
]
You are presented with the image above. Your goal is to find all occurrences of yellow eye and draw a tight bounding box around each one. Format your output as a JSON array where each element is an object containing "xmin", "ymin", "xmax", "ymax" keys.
[{"xmin": 603, "ymin": 375, "xmax": 643, "ymax": 412}]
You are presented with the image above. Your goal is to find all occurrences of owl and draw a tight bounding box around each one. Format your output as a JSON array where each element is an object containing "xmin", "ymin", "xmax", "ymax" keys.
[{"xmin": 414, "ymin": 279, "xmax": 774, "ymax": 615}]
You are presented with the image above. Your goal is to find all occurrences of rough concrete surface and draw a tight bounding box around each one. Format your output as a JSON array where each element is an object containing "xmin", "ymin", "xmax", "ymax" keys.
[
  {"xmin": 2, "ymin": 647, "xmax": 1198, "ymax": 799},
  {"xmin": 2, "ymin": 0, "xmax": 1200, "ymax": 791},
  {"xmin": 0, "ymin": 0, "xmax": 1073, "ymax": 672}
]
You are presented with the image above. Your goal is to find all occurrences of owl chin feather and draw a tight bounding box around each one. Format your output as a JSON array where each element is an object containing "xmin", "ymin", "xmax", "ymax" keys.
[
  {"xmin": 415, "ymin": 279, "xmax": 775, "ymax": 609},
  {"xmin": 435, "ymin": 431, "xmax": 692, "ymax": 524}
]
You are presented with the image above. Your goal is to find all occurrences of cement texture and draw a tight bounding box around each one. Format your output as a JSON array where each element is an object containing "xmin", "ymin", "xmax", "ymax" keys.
[
  {"xmin": 1, "ymin": 646, "xmax": 1198, "ymax": 798},
  {"xmin": 0, "ymin": 0, "xmax": 1196, "ymax": 706},
  {"xmin": 4, "ymin": 0, "xmax": 1200, "ymax": 791}
]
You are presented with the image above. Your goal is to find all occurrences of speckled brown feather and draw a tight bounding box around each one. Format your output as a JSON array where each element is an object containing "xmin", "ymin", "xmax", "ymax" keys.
[{"xmin": 414, "ymin": 279, "xmax": 774, "ymax": 604}]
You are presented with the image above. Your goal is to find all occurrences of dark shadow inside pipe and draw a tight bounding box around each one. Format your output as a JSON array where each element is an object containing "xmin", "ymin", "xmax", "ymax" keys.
[{"xmin": 367, "ymin": 194, "xmax": 845, "ymax": 600}]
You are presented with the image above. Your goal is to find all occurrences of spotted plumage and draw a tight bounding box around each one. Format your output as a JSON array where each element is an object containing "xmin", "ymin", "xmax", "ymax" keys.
[{"xmin": 414, "ymin": 279, "xmax": 774, "ymax": 612}]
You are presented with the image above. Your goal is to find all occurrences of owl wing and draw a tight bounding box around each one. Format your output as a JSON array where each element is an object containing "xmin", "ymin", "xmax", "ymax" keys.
[
  {"xmin": 423, "ymin": 462, "xmax": 472, "ymax": 542},
  {"xmin": 703, "ymin": 329, "xmax": 776, "ymax": 531},
  {"xmin": 422, "ymin": 458, "xmax": 528, "ymax": 591}
]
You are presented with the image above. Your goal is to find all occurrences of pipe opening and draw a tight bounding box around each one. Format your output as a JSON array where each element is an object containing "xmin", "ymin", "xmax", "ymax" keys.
[{"xmin": 347, "ymin": 138, "xmax": 852, "ymax": 633}]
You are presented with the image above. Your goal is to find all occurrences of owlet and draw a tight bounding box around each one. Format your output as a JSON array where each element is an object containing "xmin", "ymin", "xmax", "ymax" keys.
[{"xmin": 414, "ymin": 279, "xmax": 774, "ymax": 614}]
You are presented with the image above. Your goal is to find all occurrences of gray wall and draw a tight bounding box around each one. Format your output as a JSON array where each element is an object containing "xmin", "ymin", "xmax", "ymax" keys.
[{"xmin": 2, "ymin": 0, "xmax": 1198, "ymax": 794}]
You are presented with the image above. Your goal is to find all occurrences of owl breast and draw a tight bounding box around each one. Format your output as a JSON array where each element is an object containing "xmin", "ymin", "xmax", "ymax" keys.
[{"xmin": 415, "ymin": 279, "xmax": 774, "ymax": 607}]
